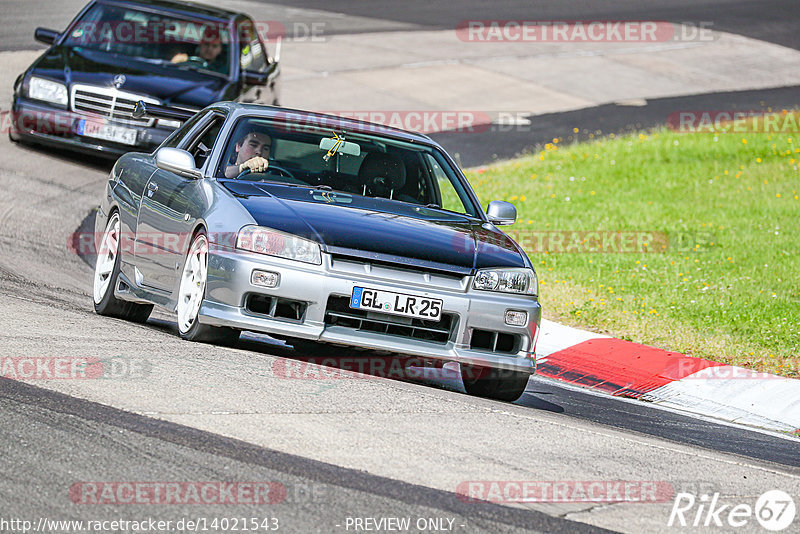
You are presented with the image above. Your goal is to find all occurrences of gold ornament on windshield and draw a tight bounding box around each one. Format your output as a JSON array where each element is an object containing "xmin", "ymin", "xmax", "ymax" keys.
[{"xmin": 322, "ymin": 131, "xmax": 345, "ymax": 161}]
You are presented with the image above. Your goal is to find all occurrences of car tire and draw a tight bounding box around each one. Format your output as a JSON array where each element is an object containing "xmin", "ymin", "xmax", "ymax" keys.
[
  {"xmin": 176, "ymin": 230, "xmax": 239, "ymax": 345},
  {"xmin": 93, "ymin": 212, "xmax": 153, "ymax": 322},
  {"xmin": 461, "ymin": 364, "xmax": 530, "ymax": 402}
]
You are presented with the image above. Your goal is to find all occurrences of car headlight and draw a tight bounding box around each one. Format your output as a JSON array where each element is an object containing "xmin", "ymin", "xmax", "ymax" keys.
[
  {"xmin": 28, "ymin": 77, "xmax": 68, "ymax": 106},
  {"xmin": 473, "ymin": 268, "xmax": 538, "ymax": 296},
  {"xmin": 236, "ymin": 225, "xmax": 321, "ymax": 265}
]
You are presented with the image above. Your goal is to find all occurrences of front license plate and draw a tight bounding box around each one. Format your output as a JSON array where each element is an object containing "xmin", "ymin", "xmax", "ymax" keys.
[
  {"xmin": 77, "ymin": 119, "xmax": 137, "ymax": 145},
  {"xmin": 350, "ymin": 287, "xmax": 442, "ymax": 322}
]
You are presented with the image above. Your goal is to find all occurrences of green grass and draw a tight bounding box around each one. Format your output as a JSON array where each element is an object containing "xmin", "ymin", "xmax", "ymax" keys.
[{"xmin": 465, "ymin": 117, "xmax": 800, "ymax": 378}]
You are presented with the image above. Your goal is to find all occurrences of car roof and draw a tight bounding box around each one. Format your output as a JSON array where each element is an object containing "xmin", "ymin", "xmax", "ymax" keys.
[
  {"xmin": 97, "ymin": 0, "xmax": 240, "ymax": 21},
  {"xmin": 212, "ymin": 102, "xmax": 437, "ymax": 145}
]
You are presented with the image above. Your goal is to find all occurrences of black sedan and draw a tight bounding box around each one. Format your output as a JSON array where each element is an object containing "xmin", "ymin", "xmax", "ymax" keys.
[{"xmin": 10, "ymin": 0, "xmax": 280, "ymax": 157}]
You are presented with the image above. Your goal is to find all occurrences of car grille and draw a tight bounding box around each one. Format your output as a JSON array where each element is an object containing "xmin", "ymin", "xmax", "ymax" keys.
[
  {"xmin": 246, "ymin": 294, "xmax": 307, "ymax": 322},
  {"xmin": 71, "ymin": 84, "xmax": 159, "ymax": 126},
  {"xmin": 324, "ymin": 296, "xmax": 457, "ymax": 344},
  {"xmin": 329, "ymin": 256, "xmax": 469, "ymax": 292},
  {"xmin": 470, "ymin": 329, "xmax": 520, "ymax": 354}
]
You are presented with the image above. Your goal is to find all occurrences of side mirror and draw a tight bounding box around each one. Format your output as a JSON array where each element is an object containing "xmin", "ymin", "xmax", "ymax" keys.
[
  {"xmin": 242, "ymin": 70, "xmax": 268, "ymax": 85},
  {"xmin": 35, "ymin": 28, "xmax": 60, "ymax": 45},
  {"xmin": 486, "ymin": 200, "xmax": 517, "ymax": 226},
  {"xmin": 155, "ymin": 147, "xmax": 202, "ymax": 179}
]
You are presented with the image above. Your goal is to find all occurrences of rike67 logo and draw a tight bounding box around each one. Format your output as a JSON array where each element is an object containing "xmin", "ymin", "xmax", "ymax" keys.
[{"xmin": 668, "ymin": 490, "xmax": 796, "ymax": 531}]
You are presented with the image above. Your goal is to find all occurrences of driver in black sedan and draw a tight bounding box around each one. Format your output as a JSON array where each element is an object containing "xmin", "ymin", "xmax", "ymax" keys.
[{"xmin": 171, "ymin": 27, "xmax": 228, "ymax": 73}]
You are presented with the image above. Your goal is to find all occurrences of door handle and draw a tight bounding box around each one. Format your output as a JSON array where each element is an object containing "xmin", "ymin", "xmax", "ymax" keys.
[{"xmin": 147, "ymin": 182, "xmax": 158, "ymax": 192}]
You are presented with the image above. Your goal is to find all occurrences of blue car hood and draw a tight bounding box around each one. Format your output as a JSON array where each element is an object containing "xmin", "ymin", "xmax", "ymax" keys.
[{"xmin": 222, "ymin": 180, "xmax": 528, "ymax": 274}]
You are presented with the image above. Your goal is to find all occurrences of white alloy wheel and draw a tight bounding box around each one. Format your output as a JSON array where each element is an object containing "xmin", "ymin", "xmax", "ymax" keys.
[
  {"xmin": 93, "ymin": 213, "xmax": 120, "ymax": 304},
  {"xmin": 177, "ymin": 234, "xmax": 208, "ymax": 334}
]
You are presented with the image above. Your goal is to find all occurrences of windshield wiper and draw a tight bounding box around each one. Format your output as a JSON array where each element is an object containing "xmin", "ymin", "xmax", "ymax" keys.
[
  {"xmin": 173, "ymin": 63, "xmax": 227, "ymax": 77},
  {"xmin": 414, "ymin": 203, "xmax": 473, "ymax": 220},
  {"xmin": 135, "ymin": 57, "xmax": 172, "ymax": 65}
]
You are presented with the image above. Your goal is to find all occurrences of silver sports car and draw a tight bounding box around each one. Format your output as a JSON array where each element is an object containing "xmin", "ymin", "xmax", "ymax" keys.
[{"xmin": 93, "ymin": 102, "xmax": 541, "ymax": 401}]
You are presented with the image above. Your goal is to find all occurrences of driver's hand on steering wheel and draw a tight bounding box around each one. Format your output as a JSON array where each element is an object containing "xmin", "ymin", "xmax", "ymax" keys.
[
  {"xmin": 239, "ymin": 156, "xmax": 269, "ymax": 173},
  {"xmin": 170, "ymin": 53, "xmax": 189, "ymax": 63}
]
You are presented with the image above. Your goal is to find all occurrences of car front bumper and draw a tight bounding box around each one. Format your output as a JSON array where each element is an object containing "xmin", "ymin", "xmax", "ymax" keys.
[
  {"xmin": 11, "ymin": 97, "xmax": 173, "ymax": 157},
  {"xmin": 200, "ymin": 244, "xmax": 540, "ymax": 374}
]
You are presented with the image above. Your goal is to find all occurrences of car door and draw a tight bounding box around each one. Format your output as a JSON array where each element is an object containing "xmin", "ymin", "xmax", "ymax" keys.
[
  {"xmin": 134, "ymin": 111, "xmax": 225, "ymax": 291},
  {"xmin": 236, "ymin": 17, "xmax": 279, "ymax": 104}
]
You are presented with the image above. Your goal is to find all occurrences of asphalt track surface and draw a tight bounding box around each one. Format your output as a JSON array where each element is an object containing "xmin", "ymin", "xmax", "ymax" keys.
[
  {"xmin": 258, "ymin": 0, "xmax": 800, "ymax": 51},
  {"xmin": 434, "ymin": 85, "xmax": 800, "ymax": 167},
  {"xmin": 255, "ymin": 0, "xmax": 800, "ymax": 164},
  {"xmin": 53, "ymin": 210, "xmax": 800, "ymax": 471},
  {"xmin": 0, "ymin": 378, "xmax": 604, "ymax": 534},
  {"xmin": 1, "ymin": 1, "xmax": 800, "ymax": 533}
]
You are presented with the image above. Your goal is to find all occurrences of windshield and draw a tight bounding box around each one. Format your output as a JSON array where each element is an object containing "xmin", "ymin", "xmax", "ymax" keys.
[
  {"xmin": 63, "ymin": 4, "xmax": 231, "ymax": 76},
  {"xmin": 217, "ymin": 116, "xmax": 482, "ymax": 219}
]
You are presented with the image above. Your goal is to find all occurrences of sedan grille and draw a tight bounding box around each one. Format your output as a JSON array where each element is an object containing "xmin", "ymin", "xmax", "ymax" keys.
[
  {"xmin": 246, "ymin": 294, "xmax": 307, "ymax": 322},
  {"xmin": 470, "ymin": 329, "xmax": 519, "ymax": 354},
  {"xmin": 324, "ymin": 296, "xmax": 457, "ymax": 344},
  {"xmin": 71, "ymin": 84, "xmax": 159, "ymax": 126}
]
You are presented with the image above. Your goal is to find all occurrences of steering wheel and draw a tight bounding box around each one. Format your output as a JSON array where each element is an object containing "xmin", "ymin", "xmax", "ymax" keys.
[
  {"xmin": 236, "ymin": 165, "xmax": 296, "ymax": 181},
  {"xmin": 185, "ymin": 55, "xmax": 208, "ymax": 66}
]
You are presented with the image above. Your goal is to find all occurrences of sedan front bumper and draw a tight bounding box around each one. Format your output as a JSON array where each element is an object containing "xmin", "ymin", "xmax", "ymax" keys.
[
  {"xmin": 200, "ymin": 244, "xmax": 540, "ymax": 374},
  {"xmin": 11, "ymin": 97, "xmax": 173, "ymax": 157}
]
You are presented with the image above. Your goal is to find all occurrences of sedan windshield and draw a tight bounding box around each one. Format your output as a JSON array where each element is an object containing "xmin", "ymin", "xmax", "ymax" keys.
[
  {"xmin": 63, "ymin": 4, "xmax": 231, "ymax": 76},
  {"xmin": 217, "ymin": 116, "xmax": 482, "ymax": 219}
]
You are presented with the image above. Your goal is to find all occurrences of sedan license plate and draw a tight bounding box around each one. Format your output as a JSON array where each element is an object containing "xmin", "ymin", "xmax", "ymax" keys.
[
  {"xmin": 77, "ymin": 119, "xmax": 137, "ymax": 145},
  {"xmin": 350, "ymin": 287, "xmax": 442, "ymax": 321}
]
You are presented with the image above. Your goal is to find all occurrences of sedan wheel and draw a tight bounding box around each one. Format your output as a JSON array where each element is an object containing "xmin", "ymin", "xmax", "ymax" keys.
[
  {"xmin": 93, "ymin": 212, "xmax": 152, "ymax": 322},
  {"xmin": 177, "ymin": 232, "xmax": 239, "ymax": 344}
]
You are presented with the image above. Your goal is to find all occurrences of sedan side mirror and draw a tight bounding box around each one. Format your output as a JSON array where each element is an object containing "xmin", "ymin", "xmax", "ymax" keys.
[
  {"xmin": 242, "ymin": 70, "xmax": 269, "ymax": 85},
  {"xmin": 155, "ymin": 147, "xmax": 202, "ymax": 179},
  {"xmin": 35, "ymin": 28, "xmax": 60, "ymax": 45},
  {"xmin": 486, "ymin": 200, "xmax": 517, "ymax": 225}
]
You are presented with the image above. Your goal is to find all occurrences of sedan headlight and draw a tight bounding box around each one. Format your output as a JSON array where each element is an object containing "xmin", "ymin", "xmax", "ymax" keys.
[
  {"xmin": 473, "ymin": 268, "xmax": 538, "ymax": 296},
  {"xmin": 28, "ymin": 77, "xmax": 68, "ymax": 106},
  {"xmin": 236, "ymin": 226, "xmax": 321, "ymax": 265}
]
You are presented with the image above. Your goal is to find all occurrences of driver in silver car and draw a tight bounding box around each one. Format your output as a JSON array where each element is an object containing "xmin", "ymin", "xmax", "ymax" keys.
[{"xmin": 224, "ymin": 130, "xmax": 272, "ymax": 178}]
